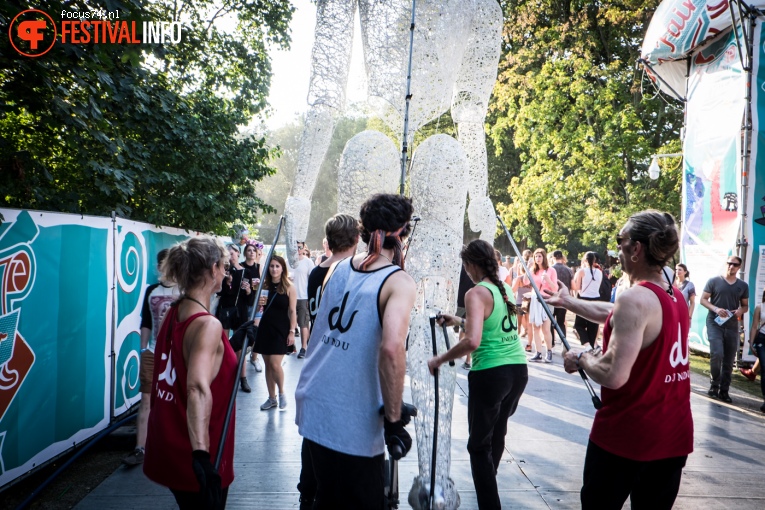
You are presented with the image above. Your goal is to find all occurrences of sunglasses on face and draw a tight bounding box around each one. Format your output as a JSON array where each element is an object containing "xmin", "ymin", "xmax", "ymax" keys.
[
  {"xmin": 616, "ymin": 234, "xmax": 635, "ymax": 246},
  {"xmin": 727, "ymin": 261, "xmax": 741, "ymax": 267}
]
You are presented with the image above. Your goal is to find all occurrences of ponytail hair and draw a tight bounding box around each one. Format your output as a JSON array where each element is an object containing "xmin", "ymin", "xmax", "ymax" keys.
[
  {"xmin": 585, "ymin": 251, "xmax": 596, "ymax": 280},
  {"xmin": 161, "ymin": 237, "xmax": 227, "ymax": 294},
  {"xmin": 461, "ymin": 240, "xmax": 517, "ymax": 316}
]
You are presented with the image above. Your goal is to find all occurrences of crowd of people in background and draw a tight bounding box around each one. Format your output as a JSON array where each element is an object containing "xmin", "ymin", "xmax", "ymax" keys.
[{"xmin": 121, "ymin": 199, "xmax": 764, "ymax": 510}]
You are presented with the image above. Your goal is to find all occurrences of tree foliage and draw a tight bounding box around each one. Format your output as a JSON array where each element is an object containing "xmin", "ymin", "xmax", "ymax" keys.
[
  {"xmin": 490, "ymin": 0, "xmax": 683, "ymax": 259},
  {"xmin": 0, "ymin": 0, "xmax": 293, "ymax": 234}
]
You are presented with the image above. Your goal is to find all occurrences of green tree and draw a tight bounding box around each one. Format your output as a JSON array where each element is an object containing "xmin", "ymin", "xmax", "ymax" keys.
[
  {"xmin": 0, "ymin": 0, "xmax": 293, "ymax": 234},
  {"xmin": 490, "ymin": 0, "xmax": 683, "ymax": 259}
]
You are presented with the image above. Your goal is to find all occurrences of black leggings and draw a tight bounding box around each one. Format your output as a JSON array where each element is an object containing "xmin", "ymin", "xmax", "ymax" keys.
[
  {"xmin": 574, "ymin": 296, "xmax": 601, "ymax": 348},
  {"xmin": 467, "ymin": 364, "xmax": 528, "ymax": 510},
  {"xmin": 581, "ymin": 440, "xmax": 687, "ymax": 510}
]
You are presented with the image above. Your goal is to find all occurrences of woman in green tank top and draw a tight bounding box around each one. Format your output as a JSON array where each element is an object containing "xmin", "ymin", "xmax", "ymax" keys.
[{"xmin": 428, "ymin": 240, "xmax": 528, "ymax": 510}]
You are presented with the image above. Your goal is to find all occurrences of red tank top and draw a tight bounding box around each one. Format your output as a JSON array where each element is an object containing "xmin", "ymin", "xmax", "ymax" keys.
[
  {"xmin": 590, "ymin": 282, "xmax": 694, "ymax": 461},
  {"xmin": 143, "ymin": 305, "xmax": 237, "ymax": 490}
]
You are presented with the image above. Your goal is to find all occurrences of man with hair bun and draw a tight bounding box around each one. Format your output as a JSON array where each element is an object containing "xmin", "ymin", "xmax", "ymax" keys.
[
  {"xmin": 545, "ymin": 210, "xmax": 693, "ymax": 509},
  {"xmin": 295, "ymin": 194, "xmax": 416, "ymax": 509}
]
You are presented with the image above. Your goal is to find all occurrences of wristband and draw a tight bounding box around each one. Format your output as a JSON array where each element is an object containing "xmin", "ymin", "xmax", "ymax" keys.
[
  {"xmin": 140, "ymin": 348, "xmax": 148, "ymax": 354},
  {"xmin": 460, "ymin": 318, "xmax": 466, "ymax": 331}
]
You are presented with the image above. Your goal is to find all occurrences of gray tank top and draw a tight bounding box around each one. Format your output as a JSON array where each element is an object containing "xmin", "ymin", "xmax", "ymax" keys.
[{"xmin": 295, "ymin": 257, "xmax": 401, "ymax": 457}]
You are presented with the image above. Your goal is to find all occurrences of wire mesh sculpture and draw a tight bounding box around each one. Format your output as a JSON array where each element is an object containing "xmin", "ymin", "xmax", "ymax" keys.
[
  {"xmin": 405, "ymin": 134, "xmax": 468, "ymax": 508},
  {"xmin": 287, "ymin": 1, "xmax": 503, "ymax": 507},
  {"xmin": 284, "ymin": 0, "xmax": 501, "ymax": 265}
]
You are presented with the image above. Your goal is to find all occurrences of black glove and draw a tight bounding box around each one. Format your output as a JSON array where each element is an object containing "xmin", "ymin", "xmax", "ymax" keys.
[
  {"xmin": 399, "ymin": 402, "xmax": 417, "ymax": 426},
  {"xmin": 383, "ymin": 417, "xmax": 412, "ymax": 460},
  {"xmin": 191, "ymin": 450, "xmax": 222, "ymax": 510},
  {"xmin": 230, "ymin": 320, "xmax": 257, "ymax": 352}
]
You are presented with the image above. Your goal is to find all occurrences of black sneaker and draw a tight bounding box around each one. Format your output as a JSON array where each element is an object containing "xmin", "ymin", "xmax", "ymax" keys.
[
  {"xmin": 240, "ymin": 377, "xmax": 251, "ymax": 393},
  {"xmin": 719, "ymin": 391, "xmax": 733, "ymax": 404},
  {"xmin": 122, "ymin": 447, "xmax": 144, "ymax": 466},
  {"xmin": 707, "ymin": 386, "xmax": 719, "ymax": 398},
  {"xmin": 760, "ymin": 402, "xmax": 765, "ymax": 413},
  {"xmin": 297, "ymin": 348, "xmax": 306, "ymax": 359}
]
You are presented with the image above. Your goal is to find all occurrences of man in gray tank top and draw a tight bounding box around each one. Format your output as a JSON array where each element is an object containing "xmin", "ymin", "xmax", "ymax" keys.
[{"xmin": 295, "ymin": 194, "xmax": 417, "ymax": 509}]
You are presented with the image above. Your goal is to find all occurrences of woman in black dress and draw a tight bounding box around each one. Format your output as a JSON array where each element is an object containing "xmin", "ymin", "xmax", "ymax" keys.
[{"xmin": 253, "ymin": 255, "xmax": 296, "ymax": 411}]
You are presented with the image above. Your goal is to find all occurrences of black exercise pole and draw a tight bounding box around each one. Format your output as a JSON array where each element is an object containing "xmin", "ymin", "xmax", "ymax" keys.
[
  {"xmin": 403, "ymin": 216, "xmax": 421, "ymax": 353},
  {"xmin": 216, "ymin": 216, "xmax": 285, "ymax": 469},
  {"xmin": 440, "ymin": 322, "xmax": 455, "ymax": 367},
  {"xmin": 428, "ymin": 316, "xmax": 439, "ymax": 509},
  {"xmin": 496, "ymin": 215, "xmax": 602, "ymax": 410}
]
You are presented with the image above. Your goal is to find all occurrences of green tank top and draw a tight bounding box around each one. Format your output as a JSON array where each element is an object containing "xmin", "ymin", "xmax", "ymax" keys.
[{"xmin": 471, "ymin": 282, "xmax": 527, "ymax": 371}]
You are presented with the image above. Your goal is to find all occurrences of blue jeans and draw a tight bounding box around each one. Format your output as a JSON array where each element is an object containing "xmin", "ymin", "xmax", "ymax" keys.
[
  {"xmin": 752, "ymin": 332, "xmax": 765, "ymax": 398},
  {"xmin": 707, "ymin": 318, "xmax": 738, "ymax": 393}
]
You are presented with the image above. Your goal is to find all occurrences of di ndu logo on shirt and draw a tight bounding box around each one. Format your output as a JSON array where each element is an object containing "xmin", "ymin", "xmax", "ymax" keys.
[
  {"xmin": 9, "ymin": 9, "xmax": 183, "ymax": 58},
  {"xmin": 666, "ymin": 323, "xmax": 690, "ymax": 383}
]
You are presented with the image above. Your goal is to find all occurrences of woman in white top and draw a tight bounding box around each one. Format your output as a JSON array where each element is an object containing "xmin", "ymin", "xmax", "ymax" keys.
[
  {"xmin": 512, "ymin": 262, "xmax": 532, "ymax": 347},
  {"xmin": 523, "ymin": 248, "xmax": 558, "ymax": 362},
  {"xmin": 496, "ymin": 250, "xmax": 510, "ymax": 283},
  {"xmin": 571, "ymin": 252, "xmax": 602, "ymax": 348}
]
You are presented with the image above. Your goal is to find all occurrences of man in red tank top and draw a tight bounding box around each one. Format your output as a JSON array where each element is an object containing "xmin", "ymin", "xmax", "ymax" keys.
[{"xmin": 546, "ymin": 211, "xmax": 693, "ymax": 509}]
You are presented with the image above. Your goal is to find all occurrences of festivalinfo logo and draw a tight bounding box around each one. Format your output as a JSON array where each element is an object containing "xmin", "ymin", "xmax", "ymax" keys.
[{"xmin": 9, "ymin": 8, "xmax": 183, "ymax": 57}]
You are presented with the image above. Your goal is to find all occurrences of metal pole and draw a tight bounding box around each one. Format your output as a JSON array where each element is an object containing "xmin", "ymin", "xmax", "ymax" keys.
[
  {"xmin": 109, "ymin": 211, "xmax": 117, "ymax": 421},
  {"xmin": 216, "ymin": 216, "xmax": 285, "ymax": 470},
  {"xmin": 428, "ymin": 316, "xmax": 439, "ymax": 509},
  {"xmin": 637, "ymin": 58, "xmax": 687, "ymax": 103},
  {"xmin": 399, "ymin": 0, "xmax": 417, "ymax": 195},
  {"xmin": 496, "ymin": 215, "xmax": 602, "ymax": 409},
  {"xmin": 737, "ymin": 11, "xmax": 755, "ymax": 279}
]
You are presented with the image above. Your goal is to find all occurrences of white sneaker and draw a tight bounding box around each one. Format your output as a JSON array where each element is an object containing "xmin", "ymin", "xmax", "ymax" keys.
[
  {"xmin": 253, "ymin": 358, "xmax": 263, "ymax": 372},
  {"xmin": 260, "ymin": 397, "xmax": 277, "ymax": 411},
  {"xmin": 279, "ymin": 394, "xmax": 287, "ymax": 411}
]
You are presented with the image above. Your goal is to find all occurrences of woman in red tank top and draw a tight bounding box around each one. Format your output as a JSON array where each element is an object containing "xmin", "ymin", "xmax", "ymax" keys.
[
  {"xmin": 143, "ymin": 237, "xmax": 238, "ymax": 510},
  {"xmin": 545, "ymin": 210, "xmax": 693, "ymax": 510}
]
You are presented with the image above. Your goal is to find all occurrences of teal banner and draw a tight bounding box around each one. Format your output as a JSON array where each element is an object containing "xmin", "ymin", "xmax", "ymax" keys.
[
  {"xmin": 744, "ymin": 20, "xmax": 765, "ymax": 361},
  {"xmin": 112, "ymin": 219, "xmax": 190, "ymax": 416},
  {"xmin": 0, "ymin": 209, "xmax": 204, "ymax": 488},
  {"xmin": 681, "ymin": 29, "xmax": 745, "ymax": 353}
]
